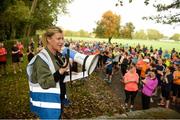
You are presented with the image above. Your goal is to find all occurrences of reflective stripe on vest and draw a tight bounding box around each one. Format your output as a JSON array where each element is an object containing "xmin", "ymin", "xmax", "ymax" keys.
[{"xmin": 27, "ymin": 48, "xmax": 61, "ymax": 119}]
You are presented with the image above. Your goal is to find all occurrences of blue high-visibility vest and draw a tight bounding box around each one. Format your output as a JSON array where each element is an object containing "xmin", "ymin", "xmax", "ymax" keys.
[{"xmin": 27, "ymin": 49, "xmax": 61, "ymax": 119}]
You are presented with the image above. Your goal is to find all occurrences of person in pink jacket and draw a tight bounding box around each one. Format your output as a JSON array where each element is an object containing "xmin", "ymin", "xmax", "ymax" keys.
[
  {"xmin": 141, "ymin": 69, "xmax": 158, "ymax": 109},
  {"xmin": 123, "ymin": 64, "xmax": 139, "ymax": 111}
]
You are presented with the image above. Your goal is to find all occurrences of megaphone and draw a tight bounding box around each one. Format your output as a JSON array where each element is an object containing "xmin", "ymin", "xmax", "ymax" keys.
[{"xmin": 62, "ymin": 47, "xmax": 99, "ymax": 75}]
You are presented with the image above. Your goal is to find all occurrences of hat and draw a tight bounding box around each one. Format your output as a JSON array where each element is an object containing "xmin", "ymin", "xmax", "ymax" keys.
[{"xmin": 143, "ymin": 59, "xmax": 150, "ymax": 63}]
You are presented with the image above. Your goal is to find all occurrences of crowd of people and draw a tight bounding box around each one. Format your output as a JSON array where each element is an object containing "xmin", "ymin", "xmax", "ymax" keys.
[
  {"xmin": 0, "ymin": 37, "xmax": 44, "ymax": 76},
  {"xmin": 0, "ymin": 37, "xmax": 179, "ymax": 112},
  {"xmin": 65, "ymin": 40, "xmax": 180, "ymax": 111}
]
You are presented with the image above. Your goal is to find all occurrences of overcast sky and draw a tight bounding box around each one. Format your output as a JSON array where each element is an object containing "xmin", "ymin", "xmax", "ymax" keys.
[{"xmin": 57, "ymin": 0, "xmax": 180, "ymax": 37}]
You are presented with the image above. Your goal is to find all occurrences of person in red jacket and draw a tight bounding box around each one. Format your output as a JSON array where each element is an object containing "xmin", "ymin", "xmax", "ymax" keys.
[{"xmin": 0, "ymin": 42, "xmax": 7, "ymax": 76}]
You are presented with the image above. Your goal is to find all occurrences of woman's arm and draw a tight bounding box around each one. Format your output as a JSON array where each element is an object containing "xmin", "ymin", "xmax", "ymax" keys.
[{"xmin": 144, "ymin": 79, "xmax": 158, "ymax": 91}]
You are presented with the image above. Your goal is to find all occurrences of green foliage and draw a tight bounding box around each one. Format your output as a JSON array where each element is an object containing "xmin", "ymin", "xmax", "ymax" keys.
[
  {"xmin": 0, "ymin": 0, "xmax": 30, "ymax": 40},
  {"xmin": 133, "ymin": 29, "xmax": 148, "ymax": 40},
  {"xmin": 4, "ymin": 1, "xmax": 30, "ymax": 23},
  {"xmin": 93, "ymin": 21, "xmax": 105, "ymax": 38},
  {"xmin": 0, "ymin": 0, "xmax": 72, "ymax": 41},
  {"xmin": 147, "ymin": 29, "xmax": 164, "ymax": 40},
  {"xmin": 170, "ymin": 33, "xmax": 180, "ymax": 41},
  {"xmin": 3, "ymin": 1, "xmax": 30, "ymax": 39},
  {"xmin": 29, "ymin": 0, "xmax": 72, "ymax": 35},
  {"xmin": 64, "ymin": 29, "xmax": 90, "ymax": 37},
  {"xmin": 120, "ymin": 22, "xmax": 135, "ymax": 39}
]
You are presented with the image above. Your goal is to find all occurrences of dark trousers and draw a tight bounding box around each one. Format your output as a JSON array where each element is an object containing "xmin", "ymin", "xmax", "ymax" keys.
[
  {"xmin": 121, "ymin": 66, "xmax": 127, "ymax": 76},
  {"xmin": 124, "ymin": 90, "xmax": 138, "ymax": 105},
  {"xmin": 161, "ymin": 86, "xmax": 171, "ymax": 100},
  {"xmin": 59, "ymin": 81, "xmax": 66, "ymax": 100},
  {"xmin": 141, "ymin": 93, "xmax": 150, "ymax": 110}
]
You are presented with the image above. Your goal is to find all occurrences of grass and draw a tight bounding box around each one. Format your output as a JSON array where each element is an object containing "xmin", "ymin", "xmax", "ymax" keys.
[
  {"xmin": 65, "ymin": 36, "xmax": 180, "ymax": 51},
  {"xmin": 0, "ymin": 57, "xmax": 36, "ymax": 118}
]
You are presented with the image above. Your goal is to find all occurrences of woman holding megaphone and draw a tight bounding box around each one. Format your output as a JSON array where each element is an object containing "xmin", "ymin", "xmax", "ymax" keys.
[{"xmin": 27, "ymin": 26, "xmax": 70, "ymax": 119}]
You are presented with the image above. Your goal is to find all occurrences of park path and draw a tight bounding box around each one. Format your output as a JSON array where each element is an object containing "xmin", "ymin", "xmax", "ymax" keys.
[{"xmin": 97, "ymin": 68, "xmax": 180, "ymax": 113}]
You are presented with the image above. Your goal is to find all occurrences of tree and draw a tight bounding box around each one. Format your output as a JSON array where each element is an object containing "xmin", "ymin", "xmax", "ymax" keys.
[
  {"xmin": 147, "ymin": 29, "xmax": 164, "ymax": 40},
  {"xmin": 120, "ymin": 22, "xmax": 135, "ymax": 39},
  {"xmin": 133, "ymin": 29, "xmax": 147, "ymax": 40},
  {"xmin": 0, "ymin": 0, "xmax": 72, "ymax": 40},
  {"xmin": 3, "ymin": 1, "xmax": 30, "ymax": 39},
  {"xmin": 26, "ymin": 0, "xmax": 72, "ymax": 36},
  {"xmin": 116, "ymin": 0, "xmax": 180, "ymax": 24},
  {"xmin": 94, "ymin": 10, "xmax": 121, "ymax": 43},
  {"xmin": 170, "ymin": 33, "xmax": 180, "ymax": 41}
]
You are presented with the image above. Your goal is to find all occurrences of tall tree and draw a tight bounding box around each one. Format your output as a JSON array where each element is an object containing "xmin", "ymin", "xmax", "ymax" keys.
[
  {"xmin": 116, "ymin": 0, "xmax": 180, "ymax": 24},
  {"xmin": 94, "ymin": 10, "xmax": 121, "ymax": 43},
  {"xmin": 120, "ymin": 22, "xmax": 135, "ymax": 39}
]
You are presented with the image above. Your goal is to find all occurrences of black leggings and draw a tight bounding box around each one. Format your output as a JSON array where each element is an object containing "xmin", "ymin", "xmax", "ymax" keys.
[
  {"xmin": 172, "ymin": 84, "xmax": 180, "ymax": 98},
  {"xmin": 124, "ymin": 90, "xmax": 138, "ymax": 105},
  {"xmin": 161, "ymin": 86, "xmax": 171, "ymax": 100},
  {"xmin": 142, "ymin": 93, "xmax": 150, "ymax": 110}
]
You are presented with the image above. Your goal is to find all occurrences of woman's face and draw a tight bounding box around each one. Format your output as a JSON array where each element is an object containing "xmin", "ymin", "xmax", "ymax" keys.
[
  {"xmin": 130, "ymin": 66, "xmax": 136, "ymax": 73},
  {"xmin": 150, "ymin": 72, "xmax": 155, "ymax": 78},
  {"xmin": 47, "ymin": 32, "xmax": 64, "ymax": 52}
]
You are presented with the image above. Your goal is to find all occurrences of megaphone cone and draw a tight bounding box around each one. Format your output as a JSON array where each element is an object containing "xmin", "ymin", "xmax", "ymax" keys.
[
  {"xmin": 62, "ymin": 47, "xmax": 99, "ymax": 75},
  {"xmin": 85, "ymin": 54, "xmax": 99, "ymax": 74}
]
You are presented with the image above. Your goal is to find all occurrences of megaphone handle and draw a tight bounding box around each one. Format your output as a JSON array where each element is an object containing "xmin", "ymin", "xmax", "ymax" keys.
[
  {"xmin": 82, "ymin": 55, "xmax": 89, "ymax": 78},
  {"xmin": 67, "ymin": 48, "xmax": 73, "ymax": 86}
]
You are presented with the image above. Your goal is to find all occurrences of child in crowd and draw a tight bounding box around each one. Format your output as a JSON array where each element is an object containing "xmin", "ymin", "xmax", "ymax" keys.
[{"xmin": 104, "ymin": 52, "xmax": 113, "ymax": 83}]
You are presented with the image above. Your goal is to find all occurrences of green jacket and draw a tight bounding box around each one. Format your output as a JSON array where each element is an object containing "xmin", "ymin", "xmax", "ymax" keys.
[{"xmin": 31, "ymin": 48, "xmax": 61, "ymax": 89}]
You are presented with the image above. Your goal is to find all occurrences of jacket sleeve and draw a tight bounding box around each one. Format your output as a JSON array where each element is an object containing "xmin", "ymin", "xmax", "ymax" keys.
[{"xmin": 32, "ymin": 56, "xmax": 57, "ymax": 89}]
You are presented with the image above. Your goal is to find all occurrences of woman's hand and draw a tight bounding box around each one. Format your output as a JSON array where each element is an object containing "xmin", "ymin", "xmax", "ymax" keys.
[
  {"xmin": 59, "ymin": 58, "xmax": 70, "ymax": 74},
  {"xmin": 141, "ymin": 79, "xmax": 146, "ymax": 84},
  {"xmin": 59, "ymin": 66, "xmax": 69, "ymax": 75}
]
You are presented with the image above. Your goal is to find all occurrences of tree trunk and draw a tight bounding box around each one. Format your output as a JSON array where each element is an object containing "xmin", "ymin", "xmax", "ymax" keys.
[
  {"xmin": 25, "ymin": 0, "xmax": 38, "ymax": 37},
  {"xmin": 108, "ymin": 37, "xmax": 112, "ymax": 44},
  {"xmin": 10, "ymin": 23, "xmax": 16, "ymax": 39}
]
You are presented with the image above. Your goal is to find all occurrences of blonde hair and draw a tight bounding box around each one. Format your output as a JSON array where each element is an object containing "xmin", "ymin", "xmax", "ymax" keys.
[{"xmin": 42, "ymin": 26, "xmax": 63, "ymax": 46}]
